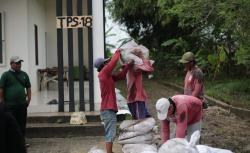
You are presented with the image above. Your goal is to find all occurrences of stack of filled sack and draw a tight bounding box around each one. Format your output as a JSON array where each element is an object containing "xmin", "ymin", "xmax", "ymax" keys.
[{"xmin": 118, "ymin": 117, "xmax": 158, "ymax": 153}]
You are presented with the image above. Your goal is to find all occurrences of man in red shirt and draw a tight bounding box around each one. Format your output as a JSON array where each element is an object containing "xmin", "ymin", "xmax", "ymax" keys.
[
  {"xmin": 94, "ymin": 49, "xmax": 133, "ymax": 153},
  {"xmin": 126, "ymin": 50, "xmax": 154, "ymax": 119},
  {"xmin": 156, "ymin": 95, "xmax": 203, "ymax": 143},
  {"xmin": 179, "ymin": 52, "xmax": 207, "ymax": 109}
]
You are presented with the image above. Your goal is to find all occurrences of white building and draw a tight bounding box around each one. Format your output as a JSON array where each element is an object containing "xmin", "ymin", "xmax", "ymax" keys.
[{"xmin": 0, "ymin": 0, "xmax": 104, "ymax": 112}]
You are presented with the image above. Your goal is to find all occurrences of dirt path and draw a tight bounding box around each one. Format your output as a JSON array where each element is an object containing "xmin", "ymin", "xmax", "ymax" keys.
[{"xmin": 116, "ymin": 79, "xmax": 250, "ymax": 153}]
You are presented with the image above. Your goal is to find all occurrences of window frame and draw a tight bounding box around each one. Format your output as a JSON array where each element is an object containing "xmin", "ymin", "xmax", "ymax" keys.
[
  {"xmin": 34, "ymin": 24, "xmax": 39, "ymax": 65},
  {"xmin": 0, "ymin": 11, "xmax": 6, "ymax": 67}
]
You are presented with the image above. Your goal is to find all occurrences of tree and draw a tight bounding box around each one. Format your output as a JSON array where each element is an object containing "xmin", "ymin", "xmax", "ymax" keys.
[{"xmin": 107, "ymin": 0, "xmax": 250, "ymax": 77}]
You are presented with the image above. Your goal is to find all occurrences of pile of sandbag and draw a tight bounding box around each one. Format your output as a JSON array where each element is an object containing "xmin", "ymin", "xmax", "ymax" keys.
[
  {"xmin": 118, "ymin": 117, "xmax": 158, "ymax": 153},
  {"xmin": 158, "ymin": 131, "xmax": 233, "ymax": 153}
]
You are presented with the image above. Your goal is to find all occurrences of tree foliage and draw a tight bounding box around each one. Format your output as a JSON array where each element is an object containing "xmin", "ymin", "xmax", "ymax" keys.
[{"xmin": 107, "ymin": 0, "xmax": 250, "ymax": 78}]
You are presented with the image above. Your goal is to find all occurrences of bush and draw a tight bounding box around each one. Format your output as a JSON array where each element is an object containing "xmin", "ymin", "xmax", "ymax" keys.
[{"xmin": 73, "ymin": 66, "xmax": 88, "ymax": 80}]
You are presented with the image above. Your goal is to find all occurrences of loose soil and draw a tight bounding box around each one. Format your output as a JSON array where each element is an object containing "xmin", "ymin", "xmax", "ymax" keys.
[{"xmin": 116, "ymin": 78, "xmax": 250, "ymax": 153}]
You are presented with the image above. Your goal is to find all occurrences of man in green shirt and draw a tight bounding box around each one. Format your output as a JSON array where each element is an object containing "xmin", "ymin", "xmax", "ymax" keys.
[{"xmin": 0, "ymin": 56, "xmax": 31, "ymax": 146}]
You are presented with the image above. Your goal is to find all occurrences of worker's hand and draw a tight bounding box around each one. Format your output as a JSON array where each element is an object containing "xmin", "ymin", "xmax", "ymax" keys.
[
  {"xmin": 127, "ymin": 59, "xmax": 134, "ymax": 67},
  {"xmin": 132, "ymin": 49, "xmax": 144, "ymax": 59},
  {"xmin": 116, "ymin": 48, "xmax": 123, "ymax": 53}
]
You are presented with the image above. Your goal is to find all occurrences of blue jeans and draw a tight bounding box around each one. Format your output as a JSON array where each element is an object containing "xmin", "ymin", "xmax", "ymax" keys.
[{"xmin": 100, "ymin": 110, "xmax": 117, "ymax": 142}]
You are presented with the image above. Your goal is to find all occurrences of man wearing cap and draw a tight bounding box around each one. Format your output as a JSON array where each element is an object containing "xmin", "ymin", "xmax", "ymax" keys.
[
  {"xmin": 94, "ymin": 49, "xmax": 133, "ymax": 153},
  {"xmin": 0, "ymin": 56, "xmax": 31, "ymax": 146},
  {"xmin": 179, "ymin": 52, "xmax": 207, "ymax": 108},
  {"xmin": 156, "ymin": 95, "xmax": 203, "ymax": 143}
]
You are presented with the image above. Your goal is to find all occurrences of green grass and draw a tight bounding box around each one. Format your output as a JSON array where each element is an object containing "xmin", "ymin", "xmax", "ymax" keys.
[
  {"xmin": 205, "ymin": 78, "xmax": 250, "ymax": 109},
  {"xmin": 156, "ymin": 74, "xmax": 250, "ymax": 109}
]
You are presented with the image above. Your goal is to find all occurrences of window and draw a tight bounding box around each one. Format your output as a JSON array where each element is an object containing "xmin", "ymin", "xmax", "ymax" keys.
[
  {"xmin": 34, "ymin": 24, "xmax": 39, "ymax": 65},
  {"xmin": 0, "ymin": 11, "xmax": 5, "ymax": 66}
]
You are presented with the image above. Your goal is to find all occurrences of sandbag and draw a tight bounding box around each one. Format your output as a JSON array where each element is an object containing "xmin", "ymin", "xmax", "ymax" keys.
[
  {"xmin": 196, "ymin": 145, "xmax": 233, "ymax": 153},
  {"xmin": 70, "ymin": 112, "xmax": 87, "ymax": 125},
  {"xmin": 120, "ymin": 117, "xmax": 156, "ymax": 133},
  {"xmin": 158, "ymin": 131, "xmax": 233, "ymax": 153},
  {"xmin": 158, "ymin": 138, "xmax": 199, "ymax": 153},
  {"xmin": 122, "ymin": 144, "xmax": 157, "ymax": 153},
  {"xmin": 119, "ymin": 131, "xmax": 144, "ymax": 141},
  {"xmin": 119, "ymin": 119, "xmax": 141, "ymax": 130},
  {"xmin": 120, "ymin": 40, "xmax": 149, "ymax": 65},
  {"xmin": 118, "ymin": 132, "xmax": 154, "ymax": 144},
  {"xmin": 87, "ymin": 146, "xmax": 105, "ymax": 153}
]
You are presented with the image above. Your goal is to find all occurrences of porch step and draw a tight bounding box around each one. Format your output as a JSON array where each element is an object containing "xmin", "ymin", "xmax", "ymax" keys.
[
  {"xmin": 27, "ymin": 112, "xmax": 101, "ymax": 123},
  {"xmin": 26, "ymin": 122, "xmax": 104, "ymax": 138},
  {"xmin": 26, "ymin": 112, "xmax": 126, "ymax": 138}
]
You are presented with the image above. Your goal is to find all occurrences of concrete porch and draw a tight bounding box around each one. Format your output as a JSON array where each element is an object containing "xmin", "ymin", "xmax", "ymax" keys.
[{"xmin": 28, "ymin": 81, "xmax": 90, "ymax": 113}]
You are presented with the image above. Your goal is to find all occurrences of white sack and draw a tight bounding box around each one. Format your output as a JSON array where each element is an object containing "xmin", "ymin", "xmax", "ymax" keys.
[
  {"xmin": 158, "ymin": 138, "xmax": 199, "ymax": 153},
  {"xmin": 120, "ymin": 117, "xmax": 156, "ymax": 134},
  {"xmin": 119, "ymin": 119, "xmax": 141, "ymax": 130},
  {"xmin": 70, "ymin": 112, "xmax": 87, "ymax": 125},
  {"xmin": 87, "ymin": 146, "xmax": 105, "ymax": 153},
  {"xmin": 115, "ymin": 88, "xmax": 130, "ymax": 112},
  {"xmin": 118, "ymin": 132, "xmax": 154, "ymax": 144},
  {"xmin": 119, "ymin": 131, "xmax": 144, "ymax": 141},
  {"xmin": 158, "ymin": 131, "xmax": 200, "ymax": 153},
  {"xmin": 120, "ymin": 40, "xmax": 149, "ymax": 65},
  {"xmin": 196, "ymin": 145, "xmax": 233, "ymax": 153},
  {"xmin": 158, "ymin": 131, "xmax": 233, "ymax": 153},
  {"xmin": 122, "ymin": 144, "xmax": 157, "ymax": 153}
]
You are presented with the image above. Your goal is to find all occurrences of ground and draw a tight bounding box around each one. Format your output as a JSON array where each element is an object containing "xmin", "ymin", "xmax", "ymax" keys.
[
  {"xmin": 27, "ymin": 78, "xmax": 250, "ymax": 153},
  {"xmin": 116, "ymin": 78, "xmax": 250, "ymax": 153}
]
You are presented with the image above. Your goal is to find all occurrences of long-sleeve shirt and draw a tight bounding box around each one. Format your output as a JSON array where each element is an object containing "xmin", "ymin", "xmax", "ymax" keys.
[
  {"xmin": 126, "ymin": 59, "xmax": 154, "ymax": 103},
  {"xmin": 160, "ymin": 95, "xmax": 203, "ymax": 142},
  {"xmin": 184, "ymin": 66, "xmax": 204, "ymax": 99},
  {"xmin": 98, "ymin": 50, "xmax": 130, "ymax": 112}
]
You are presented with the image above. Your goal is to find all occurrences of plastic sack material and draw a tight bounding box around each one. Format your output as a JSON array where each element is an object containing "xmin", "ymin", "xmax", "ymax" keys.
[
  {"xmin": 70, "ymin": 112, "xmax": 87, "ymax": 125},
  {"xmin": 87, "ymin": 146, "xmax": 105, "ymax": 153},
  {"xmin": 196, "ymin": 145, "xmax": 233, "ymax": 153},
  {"xmin": 120, "ymin": 40, "xmax": 149, "ymax": 65},
  {"xmin": 119, "ymin": 130, "xmax": 145, "ymax": 141},
  {"xmin": 158, "ymin": 138, "xmax": 199, "ymax": 153},
  {"xmin": 118, "ymin": 132, "xmax": 154, "ymax": 144},
  {"xmin": 120, "ymin": 117, "xmax": 156, "ymax": 133},
  {"xmin": 158, "ymin": 131, "xmax": 233, "ymax": 153},
  {"xmin": 158, "ymin": 131, "xmax": 200, "ymax": 153},
  {"xmin": 122, "ymin": 144, "xmax": 157, "ymax": 153},
  {"xmin": 119, "ymin": 119, "xmax": 140, "ymax": 130}
]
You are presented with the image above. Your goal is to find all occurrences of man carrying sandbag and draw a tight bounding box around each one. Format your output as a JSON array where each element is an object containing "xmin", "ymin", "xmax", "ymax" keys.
[
  {"xmin": 94, "ymin": 49, "xmax": 133, "ymax": 153},
  {"xmin": 126, "ymin": 49, "xmax": 154, "ymax": 119},
  {"xmin": 155, "ymin": 95, "xmax": 203, "ymax": 143}
]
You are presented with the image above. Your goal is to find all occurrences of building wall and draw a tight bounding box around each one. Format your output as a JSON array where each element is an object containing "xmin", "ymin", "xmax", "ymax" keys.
[
  {"xmin": 0, "ymin": 0, "xmax": 104, "ymax": 111},
  {"xmin": 0, "ymin": 0, "xmax": 29, "ymax": 74},
  {"xmin": 92, "ymin": 0, "xmax": 104, "ymax": 109},
  {"xmin": 27, "ymin": 0, "xmax": 47, "ymax": 92}
]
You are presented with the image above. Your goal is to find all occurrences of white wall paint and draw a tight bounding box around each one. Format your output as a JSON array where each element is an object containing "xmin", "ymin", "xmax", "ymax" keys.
[
  {"xmin": 0, "ymin": 0, "xmax": 29, "ymax": 74},
  {"xmin": 44, "ymin": 0, "xmax": 57, "ymax": 67},
  {"xmin": 93, "ymin": 0, "xmax": 104, "ymax": 110},
  {"xmin": 0, "ymin": 0, "xmax": 104, "ymax": 111},
  {"xmin": 28, "ymin": 0, "xmax": 47, "ymax": 92}
]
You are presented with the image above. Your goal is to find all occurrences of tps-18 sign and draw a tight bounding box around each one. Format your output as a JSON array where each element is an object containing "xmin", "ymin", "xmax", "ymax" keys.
[{"xmin": 56, "ymin": 16, "xmax": 92, "ymax": 29}]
